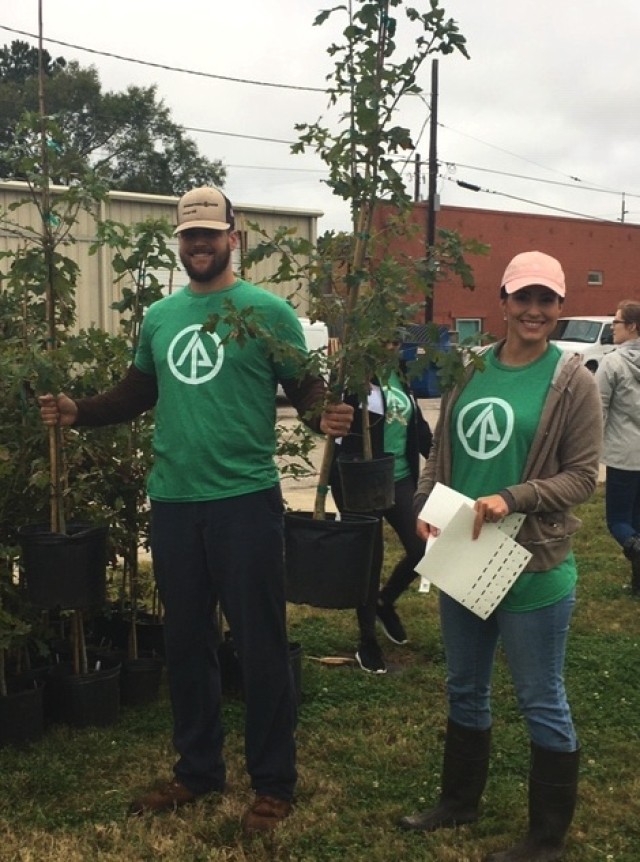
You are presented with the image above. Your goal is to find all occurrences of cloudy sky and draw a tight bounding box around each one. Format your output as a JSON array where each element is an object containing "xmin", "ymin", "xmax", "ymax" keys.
[{"xmin": 3, "ymin": 0, "xmax": 640, "ymax": 233}]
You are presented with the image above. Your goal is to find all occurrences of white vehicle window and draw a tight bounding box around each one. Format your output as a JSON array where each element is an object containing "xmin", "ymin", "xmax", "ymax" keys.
[{"xmin": 551, "ymin": 320, "xmax": 601, "ymax": 344}]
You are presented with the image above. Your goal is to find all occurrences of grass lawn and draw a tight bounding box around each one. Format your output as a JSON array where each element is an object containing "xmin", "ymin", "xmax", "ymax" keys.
[{"xmin": 0, "ymin": 487, "xmax": 638, "ymax": 861}]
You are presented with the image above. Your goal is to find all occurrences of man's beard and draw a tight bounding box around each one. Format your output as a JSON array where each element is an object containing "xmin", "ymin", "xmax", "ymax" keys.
[{"xmin": 180, "ymin": 244, "xmax": 231, "ymax": 283}]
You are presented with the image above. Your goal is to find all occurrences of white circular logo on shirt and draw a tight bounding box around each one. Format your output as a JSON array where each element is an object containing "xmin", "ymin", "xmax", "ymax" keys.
[
  {"xmin": 384, "ymin": 383, "xmax": 412, "ymax": 423},
  {"xmin": 456, "ymin": 397, "xmax": 514, "ymax": 460},
  {"xmin": 167, "ymin": 325, "xmax": 224, "ymax": 384}
]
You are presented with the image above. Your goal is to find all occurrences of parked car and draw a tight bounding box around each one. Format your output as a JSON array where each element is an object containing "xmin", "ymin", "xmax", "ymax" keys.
[{"xmin": 549, "ymin": 316, "xmax": 615, "ymax": 372}]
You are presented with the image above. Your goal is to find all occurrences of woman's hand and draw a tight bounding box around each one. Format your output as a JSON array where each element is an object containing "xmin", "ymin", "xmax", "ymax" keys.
[
  {"xmin": 472, "ymin": 494, "xmax": 510, "ymax": 540},
  {"xmin": 417, "ymin": 519, "xmax": 440, "ymax": 542}
]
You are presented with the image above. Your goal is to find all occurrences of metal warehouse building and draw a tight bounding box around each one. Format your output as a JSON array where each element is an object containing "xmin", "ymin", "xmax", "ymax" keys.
[{"xmin": 0, "ymin": 181, "xmax": 322, "ymax": 334}]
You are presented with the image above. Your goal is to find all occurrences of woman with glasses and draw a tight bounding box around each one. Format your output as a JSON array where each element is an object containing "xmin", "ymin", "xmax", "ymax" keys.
[{"xmin": 595, "ymin": 301, "xmax": 640, "ymax": 595}]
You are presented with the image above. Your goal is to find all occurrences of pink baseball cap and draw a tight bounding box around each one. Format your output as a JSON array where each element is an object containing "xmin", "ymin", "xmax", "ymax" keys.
[{"xmin": 501, "ymin": 251, "xmax": 566, "ymax": 298}]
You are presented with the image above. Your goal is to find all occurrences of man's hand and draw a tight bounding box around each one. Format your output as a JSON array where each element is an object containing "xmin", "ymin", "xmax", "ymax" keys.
[
  {"xmin": 319, "ymin": 402, "xmax": 354, "ymax": 438},
  {"xmin": 38, "ymin": 393, "xmax": 78, "ymax": 427}
]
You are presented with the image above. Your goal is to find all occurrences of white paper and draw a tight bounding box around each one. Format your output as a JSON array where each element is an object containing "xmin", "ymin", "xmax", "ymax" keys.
[
  {"xmin": 418, "ymin": 482, "xmax": 525, "ymax": 540},
  {"xmin": 366, "ymin": 385, "xmax": 384, "ymax": 415},
  {"xmin": 416, "ymin": 483, "xmax": 532, "ymax": 618}
]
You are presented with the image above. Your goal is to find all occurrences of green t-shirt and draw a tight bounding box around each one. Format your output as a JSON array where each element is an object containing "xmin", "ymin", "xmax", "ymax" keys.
[
  {"xmin": 382, "ymin": 370, "xmax": 412, "ymax": 481},
  {"xmin": 135, "ymin": 279, "xmax": 307, "ymax": 502},
  {"xmin": 451, "ymin": 344, "xmax": 576, "ymax": 611}
]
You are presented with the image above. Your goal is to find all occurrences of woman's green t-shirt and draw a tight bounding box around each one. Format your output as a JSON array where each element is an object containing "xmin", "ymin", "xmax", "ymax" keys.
[{"xmin": 450, "ymin": 345, "xmax": 577, "ymax": 611}]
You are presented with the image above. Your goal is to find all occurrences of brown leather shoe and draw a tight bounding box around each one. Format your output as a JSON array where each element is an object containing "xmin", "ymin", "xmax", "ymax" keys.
[
  {"xmin": 128, "ymin": 778, "xmax": 200, "ymax": 816},
  {"xmin": 241, "ymin": 794, "xmax": 293, "ymax": 836}
]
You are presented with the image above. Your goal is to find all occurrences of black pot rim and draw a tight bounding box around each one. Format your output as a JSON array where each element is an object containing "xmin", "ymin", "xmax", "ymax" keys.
[
  {"xmin": 336, "ymin": 452, "xmax": 395, "ymax": 465},
  {"xmin": 17, "ymin": 522, "xmax": 108, "ymax": 543},
  {"xmin": 284, "ymin": 510, "xmax": 379, "ymax": 525}
]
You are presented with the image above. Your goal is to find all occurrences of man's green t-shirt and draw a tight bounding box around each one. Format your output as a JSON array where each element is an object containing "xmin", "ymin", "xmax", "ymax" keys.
[
  {"xmin": 450, "ymin": 344, "xmax": 576, "ymax": 611},
  {"xmin": 134, "ymin": 279, "xmax": 307, "ymax": 502}
]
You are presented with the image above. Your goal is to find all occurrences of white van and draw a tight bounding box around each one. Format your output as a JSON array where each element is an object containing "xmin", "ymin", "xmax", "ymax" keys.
[
  {"xmin": 549, "ymin": 316, "xmax": 615, "ymax": 372},
  {"xmin": 277, "ymin": 317, "xmax": 329, "ymax": 398},
  {"xmin": 300, "ymin": 317, "xmax": 329, "ymax": 354}
]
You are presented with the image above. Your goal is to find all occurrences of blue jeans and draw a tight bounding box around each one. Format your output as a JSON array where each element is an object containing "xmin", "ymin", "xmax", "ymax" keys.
[
  {"xmin": 150, "ymin": 487, "xmax": 297, "ymax": 799},
  {"xmin": 439, "ymin": 590, "xmax": 577, "ymax": 752},
  {"xmin": 605, "ymin": 466, "xmax": 640, "ymax": 547}
]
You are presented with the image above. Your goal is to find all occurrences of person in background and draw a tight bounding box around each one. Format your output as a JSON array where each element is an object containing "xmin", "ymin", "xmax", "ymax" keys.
[
  {"xmin": 331, "ymin": 343, "xmax": 432, "ymax": 674},
  {"xmin": 595, "ymin": 300, "xmax": 640, "ymax": 596},
  {"xmin": 400, "ymin": 251, "xmax": 602, "ymax": 862},
  {"xmin": 39, "ymin": 186, "xmax": 353, "ymax": 837}
]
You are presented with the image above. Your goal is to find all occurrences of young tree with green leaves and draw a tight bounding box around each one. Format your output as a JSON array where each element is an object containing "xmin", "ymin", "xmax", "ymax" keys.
[{"xmin": 245, "ymin": 0, "xmax": 485, "ymax": 518}]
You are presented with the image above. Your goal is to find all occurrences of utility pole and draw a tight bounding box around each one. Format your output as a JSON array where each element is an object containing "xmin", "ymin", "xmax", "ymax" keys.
[{"xmin": 424, "ymin": 58, "xmax": 438, "ymax": 323}]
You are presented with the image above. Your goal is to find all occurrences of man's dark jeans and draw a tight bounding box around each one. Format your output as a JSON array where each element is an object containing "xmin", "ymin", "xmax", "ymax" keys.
[{"xmin": 150, "ymin": 486, "xmax": 297, "ymax": 800}]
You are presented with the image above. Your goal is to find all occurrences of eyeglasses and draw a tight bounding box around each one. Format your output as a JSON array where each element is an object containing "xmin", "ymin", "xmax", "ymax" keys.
[{"xmin": 612, "ymin": 319, "xmax": 627, "ymax": 326}]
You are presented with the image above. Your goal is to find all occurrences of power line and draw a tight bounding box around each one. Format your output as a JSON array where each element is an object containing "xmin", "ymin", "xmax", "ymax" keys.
[
  {"xmin": 443, "ymin": 160, "xmax": 640, "ymax": 201},
  {"xmin": 0, "ymin": 24, "xmax": 326, "ymax": 93},
  {"xmin": 442, "ymin": 173, "xmax": 626, "ymax": 224},
  {"xmin": 438, "ymin": 120, "xmax": 585, "ymax": 183},
  {"xmin": 399, "ymin": 95, "xmax": 431, "ymax": 178},
  {"xmin": 184, "ymin": 126, "xmax": 296, "ymax": 146},
  {"xmin": 226, "ymin": 164, "xmax": 326, "ymax": 174},
  {"xmin": 3, "ymin": 22, "xmax": 637, "ymax": 216}
]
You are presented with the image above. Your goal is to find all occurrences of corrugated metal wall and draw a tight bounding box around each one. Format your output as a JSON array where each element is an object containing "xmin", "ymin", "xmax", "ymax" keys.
[{"xmin": 0, "ymin": 182, "xmax": 320, "ymax": 334}]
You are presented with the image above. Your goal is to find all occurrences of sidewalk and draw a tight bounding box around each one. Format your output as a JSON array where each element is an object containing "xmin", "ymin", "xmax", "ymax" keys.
[{"xmin": 278, "ymin": 398, "xmax": 440, "ymax": 512}]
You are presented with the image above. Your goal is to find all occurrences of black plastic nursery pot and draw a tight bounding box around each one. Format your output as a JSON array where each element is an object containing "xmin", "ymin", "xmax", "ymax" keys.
[
  {"xmin": 91, "ymin": 608, "xmax": 165, "ymax": 658},
  {"xmin": 218, "ymin": 633, "xmax": 303, "ymax": 705},
  {"xmin": 134, "ymin": 613, "xmax": 165, "ymax": 658},
  {"xmin": 120, "ymin": 656, "xmax": 164, "ymax": 708},
  {"xmin": 90, "ymin": 607, "xmax": 130, "ymax": 651},
  {"xmin": 337, "ymin": 453, "xmax": 395, "ymax": 512},
  {"xmin": 0, "ymin": 681, "xmax": 45, "ymax": 748},
  {"xmin": 18, "ymin": 522, "xmax": 108, "ymax": 610},
  {"xmin": 284, "ymin": 511, "xmax": 379, "ymax": 609},
  {"xmin": 44, "ymin": 658, "xmax": 121, "ymax": 728}
]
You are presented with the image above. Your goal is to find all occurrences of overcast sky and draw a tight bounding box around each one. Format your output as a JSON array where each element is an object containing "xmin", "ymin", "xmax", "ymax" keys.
[{"xmin": 4, "ymin": 0, "xmax": 640, "ymax": 234}]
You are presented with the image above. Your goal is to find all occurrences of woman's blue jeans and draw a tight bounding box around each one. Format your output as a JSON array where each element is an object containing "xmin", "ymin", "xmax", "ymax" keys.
[
  {"xmin": 439, "ymin": 590, "xmax": 577, "ymax": 752},
  {"xmin": 605, "ymin": 465, "xmax": 640, "ymax": 547}
]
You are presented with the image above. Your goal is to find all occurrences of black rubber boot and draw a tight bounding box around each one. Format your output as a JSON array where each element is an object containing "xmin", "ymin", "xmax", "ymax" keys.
[
  {"xmin": 623, "ymin": 536, "xmax": 640, "ymax": 595},
  {"xmin": 399, "ymin": 718, "xmax": 491, "ymax": 831},
  {"xmin": 484, "ymin": 744, "xmax": 580, "ymax": 862}
]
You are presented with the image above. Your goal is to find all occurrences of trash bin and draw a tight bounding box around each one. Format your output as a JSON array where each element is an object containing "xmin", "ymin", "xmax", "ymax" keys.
[{"xmin": 400, "ymin": 324, "xmax": 451, "ymax": 397}]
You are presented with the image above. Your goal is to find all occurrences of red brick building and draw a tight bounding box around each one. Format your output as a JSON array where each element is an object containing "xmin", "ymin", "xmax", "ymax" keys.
[{"xmin": 373, "ymin": 203, "xmax": 640, "ymax": 342}]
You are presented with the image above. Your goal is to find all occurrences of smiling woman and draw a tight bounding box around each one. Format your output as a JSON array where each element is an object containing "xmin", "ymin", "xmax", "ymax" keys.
[
  {"xmin": 403, "ymin": 250, "xmax": 603, "ymax": 862},
  {"xmin": 497, "ymin": 251, "xmax": 565, "ymax": 367}
]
